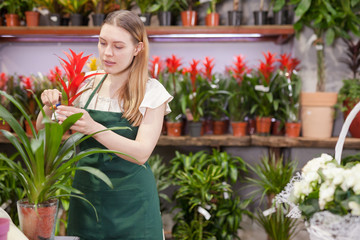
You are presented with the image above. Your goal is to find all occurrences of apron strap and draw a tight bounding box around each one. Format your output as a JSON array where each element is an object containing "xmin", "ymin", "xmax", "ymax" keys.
[{"xmin": 84, "ymin": 74, "xmax": 108, "ymax": 110}]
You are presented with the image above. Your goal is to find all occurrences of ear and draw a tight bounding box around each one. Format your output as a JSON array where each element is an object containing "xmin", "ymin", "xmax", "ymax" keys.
[{"xmin": 134, "ymin": 42, "xmax": 144, "ymax": 56}]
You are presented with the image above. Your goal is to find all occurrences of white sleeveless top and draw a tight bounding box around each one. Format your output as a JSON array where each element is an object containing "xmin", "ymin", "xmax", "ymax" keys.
[{"xmin": 76, "ymin": 73, "xmax": 173, "ymax": 117}]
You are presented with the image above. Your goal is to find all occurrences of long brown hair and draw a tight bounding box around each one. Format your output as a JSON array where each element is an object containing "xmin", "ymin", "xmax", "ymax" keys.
[{"xmin": 102, "ymin": 10, "xmax": 149, "ymax": 126}]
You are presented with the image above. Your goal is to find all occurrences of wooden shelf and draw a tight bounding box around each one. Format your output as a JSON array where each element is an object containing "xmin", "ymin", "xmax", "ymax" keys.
[{"xmin": 0, "ymin": 25, "xmax": 294, "ymax": 43}]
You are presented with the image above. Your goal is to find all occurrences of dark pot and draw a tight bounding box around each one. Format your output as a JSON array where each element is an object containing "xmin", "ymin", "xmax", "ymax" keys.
[
  {"xmin": 188, "ymin": 121, "xmax": 202, "ymax": 137},
  {"xmin": 92, "ymin": 13, "xmax": 104, "ymax": 26},
  {"xmin": 48, "ymin": 13, "xmax": 60, "ymax": 26},
  {"xmin": 139, "ymin": 13, "xmax": 152, "ymax": 26},
  {"xmin": 70, "ymin": 13, "xmax": 82, "ymax": 26},
  {"xmin": 158, "ymin": 11, "xmax": 171, "ymax": 26},
  {"xmin": 273, "ymin": 10, "xmax": 290, "ymax": 25},
  {"xmin": 253, "ymin": 11, "xmax": 268, "ymax": 25},
  {"xmin": 228, "ymin": 10, "xmax": 242, "ymax": 26},
  {"xmin": 60, "ymin": 17, "xmax": 70, "ymax": 26}
]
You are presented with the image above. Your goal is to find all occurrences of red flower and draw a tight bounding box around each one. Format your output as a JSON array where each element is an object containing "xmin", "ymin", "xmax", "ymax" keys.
[
  {"xmin": 165, "ymin": 55, "xmax": 182, "ymax": 74},
  {"xmin": 57, "ymin": 49, "xmax": 103, "ymax": 106},
  {"xmin": 149, "ymin": 56, "xmax": 164, "ymax": 79},
  {"xmin": 20, "ymin": 75, "xmax": 34, "ymax": 97},
  {"xmin": 0, "ymin": 72, "xmax": 8, "ymax": 90},
  {"xmin": 277, "ymin": 53, "xmax": 300, "ymax": 74},
  {"xmin": 48, "ymin": 66, "xmax": 63, "ymax": 84},
  {"xmin": 258, "ymin": 51, "xmax": 277, "ymax": 84},
  {"xmin": 229, "ymin": 55, "xmax": 250, "ymax": 83},
  {"xmin": 183, "ymin": 59, "xmax": 200, "ymax": 92},
  {"xmin": 201, "ymin": 57, "xmax": 215, "ymax": 81}
]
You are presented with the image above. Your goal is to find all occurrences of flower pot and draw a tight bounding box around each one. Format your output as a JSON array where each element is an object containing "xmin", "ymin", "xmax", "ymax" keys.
[
  {"xmin": 202, "ymin": 118, "xmax": 213, "ymax": 135},
  {"xmin": 0, "ymin": 122, "xmax": 11, "ymax": 135},
  {"xmin": 300, "ymin": 92, "xmax": 337, "ymax": 138},
  {"xmin": 231, "ymin": 121, "xmax": 247, "ymax": 137},
  {"xmin": 166, "ymin": 121, "xmax": 182, "ymax": 137},
  {"xmin": 273, "ymin": 9, "xmax": 291, "ymax": 25},
  {"xmin": 25, "ymin": 11, "xmax": 40, "ymax": 26},
  {"xmin": 285, "ymin": 122, "xmax": 301, "ymax": 137},
  {"xmin": 5, "ymin": 14, "xmax": 20, "ymax": 27},
  {"xmin": 181, "ymin": 10, "xmax": 197, "ymax": 26},
  {"xmin": 256, "ymin": 116, "xmax": 272, "ymax": 136},
  {"xmin": 17, "ymin": 199, "xmax": 58, "ymax": 240},
  {"xmin": 24, "ymin": 120, "xmax": 37, "ymax": 136},
  {"xmin": 48, "ymin": 13, "xmax": 61, "ymax": 26},
  {"xmin": 343, "ymin": 99, "xmax": 360, "ymax": 138},
  {"xmin": 92, "ymin": 13, "xmax": 105, "ymax": 26},
  {"xmin": 0, "ymin": 218, "xmax": 9, "ymax": 240},
  {"xmin": 205, "ymin": 13, "xmax": 220, "ymax": 26},
  {"xmin": 247, "ymin": 118, "xmax": 256, "ymax": 135},
  {"xmin": 271, "ymin": 119, "xmax": 284, "ymax": 136},
  {"xmin": 138, "ymin": 13, "xmax": 152, "ymax": 26},
  {"xmin": 158, "ymin": 11, "xmax": 171, "ymax": 26},
  {"xmin": 213, "ymin": 120, "xmax": 227, "ymax": 135},
  {"xmin": 253, "ymin": 11, "xmax": 268, "ymax": 25},
  {"xmin": 227, "ymin": 10, "xmax": 242, "ymax": 26},
  {"xmin": 70, "ymin": 13, "xmax": 82, "ymax": 26},
  {"xmin": 188, "ymin": 121, "xmax": 202, "ymax": 137}
]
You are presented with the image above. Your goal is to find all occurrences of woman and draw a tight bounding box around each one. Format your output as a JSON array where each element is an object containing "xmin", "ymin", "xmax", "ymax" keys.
[{"xmin": 36, "ymin": 10, "xmax": 172, "ymax": 240}]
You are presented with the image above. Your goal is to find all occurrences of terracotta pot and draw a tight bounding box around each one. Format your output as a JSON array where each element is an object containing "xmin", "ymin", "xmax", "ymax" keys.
[
  {"xmin": 205, "ymin": 13, "xmax": 219, "ymax": 26},
  {"xmin": 24, "ymin": 120, "xmax": 37, "ymax": 136},
  {"xmin": 181, "ymin": 10, "xmax": 197, "ymax": 26},
  {"xmin": 271, "ymin": 119, "xmax": 284, "ymax": 136},
  {"xmin": 343, "ymin": 99, "xmax": 360, "ymax": 138},
  {"xmin": 0, "ymin": 122, "xmax": 11, "ymax": 135},
  {"xmin": 300, "ymin": 92, "xmax": 337, "ymax": 138},
  {"xmin": 285, "ymin": 122, "xmax": 301, "ymax": 137},
  {"xmin": 256, "ymin": 116, "xmax": 272, "ymax": 136},
  {"xmin": 166, "ymin": 121, "xmax": 182, "ymax": 137},
  {"xmin": 25, "ymin": 11, "xmax": 40, "ymax": 26},
  {"xmin": 202, "ymin": 118, "xmax": 213, "ymax": 135},
  {"xmin": 213, "ymin": 120, "xmax": 227, "ymax": 135},
  {"xmin": 5, "ymin": 14, "xmax": 20, "ymax": 27},
  {"xmin": 17, "ymin": 199, "xmax": 58, "ymax": 240},
  {"xmin": 231, "ymin": 121, "xmax": 247, "ymax": 137}
]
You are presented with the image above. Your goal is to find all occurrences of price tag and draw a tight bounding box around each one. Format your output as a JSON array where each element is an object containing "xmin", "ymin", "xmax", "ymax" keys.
[{"xmin": 198, "ymin": 206, "xmax": 211, "ymax": 220}]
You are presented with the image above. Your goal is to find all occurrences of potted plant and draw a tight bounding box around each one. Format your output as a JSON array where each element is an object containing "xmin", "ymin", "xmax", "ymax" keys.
[
  {"xmin": 90, "ymin": 0, "xmax": 104, "ymax": 26},
  {"xmin": 270, "ymin": 0, "xmax": 292, "ymax": 25},
  {"xmin": 289, "ymin": 0, "xmax": 360, "ymax": 138},
  {"xmin": 337, "ymin": 38, "xmax": 360, "ymax": 138},
  {"xmin": 22, "ymin": 0, "xmax": 40, "ymax": 26},
  {"xmin": 276, "ymin": 153, "xmax": 360, "ymax": 239},
  {"xmin": 0, "ymin": 72, "xmax": 10, "ymax": 133},
  {"xmin": 135, "ymin": 0, "xmax": 155, "ymax": 26},
  {"xmin": 179, "ymin": 0, "xmax": 198, "ymax": 26},
  {"xmin": 148, "ymin": 0, "xmax": 179, "ymax": 26},
  {"xmin": 162, "ymin": 54, "xmax": 184, "ymax": 137},
  {"xmin": 205, "ymin": 0, "xmax": 219, "ymax": 26},
  {"xmin": 58, "ymin": 0, "xmax": 87, "ymax": 26},
  {"xmin": 228, "ymin": 0, "xmax": 242, "ymax": 26},
  {"xmin": 34, "ymin": 0, "xmax": 61, "ymax": 25},
  {"xmin": 0, "ymin": 0, "xmax": 22, "ymax": 26},
  {"xmin": 253, "ymin": 0, "xmax": 268, "ymax": 25}
]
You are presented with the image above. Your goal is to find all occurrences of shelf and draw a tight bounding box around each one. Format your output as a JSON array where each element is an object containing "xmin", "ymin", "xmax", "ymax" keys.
[{"xmin": 0, "ymin": 25, "xmax": 294, "ymax": 43}]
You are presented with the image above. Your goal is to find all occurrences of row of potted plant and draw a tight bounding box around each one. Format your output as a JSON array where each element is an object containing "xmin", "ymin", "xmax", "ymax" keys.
[
  {"xmin": 0, "ymin": 0, "xmax": 293, "ymax": 27},
  {"xmin": 150, "ymin": 52, "xmax": 302, "ymax": 138}
]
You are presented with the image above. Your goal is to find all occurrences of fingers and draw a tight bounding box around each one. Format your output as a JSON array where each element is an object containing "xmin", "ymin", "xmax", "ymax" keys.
[{"xmin": 41, "ymin": 89, "xmax": 61, "ymax": 107}]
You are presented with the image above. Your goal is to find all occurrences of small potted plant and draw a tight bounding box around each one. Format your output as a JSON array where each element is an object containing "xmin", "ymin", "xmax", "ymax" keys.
[
  {"xmin": 179, "ymin": 0, "xmax": 198, "ymax": 26},
  {"xmin": 205, "ymin": 0, "xmax": 219, "ymax": 26},
  {"xmin": 135, "ymin": 0, "xmax": 155, "ymax": 26},
  {"xmin": 22, "ymin": 0, "xmax": 40, "ymax": 26},
  {"xmin": 90, "ymin": 0, "xmax": 104, "ymax": 26},
  {"xmin": 58, "ymin": 0, "xmax": 88, "ymax": 26},
  {"xmin": 253, "ymin": 0, "xmax": 268, "ymax": 25},
  {"xmin": 148, "ymin": 0, "xmax": 179, "ymax": 26},
  {"xmin": 34, "ymin": 0, "xmax": 61, "ymax": 25},
  {"xmin": 0, "ymin": 0, "xmax": 22, "ymax": 26}
]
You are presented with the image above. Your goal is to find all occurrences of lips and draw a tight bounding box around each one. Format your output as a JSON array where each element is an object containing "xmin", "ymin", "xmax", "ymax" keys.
[{"xmin": 104, "ymin": 60, "xmax": 116, "ymax": 66}]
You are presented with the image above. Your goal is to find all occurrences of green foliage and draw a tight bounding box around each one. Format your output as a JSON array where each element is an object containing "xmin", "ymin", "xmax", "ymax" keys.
[
  {"xmin": 164, "ymin": 73, "xmax": 185, "ymax": 122},
  {"xmin": 206, "ymin": 77, "xmax": 230, "ymax": 121},
  {"xmin": 58, "ymin": 0, "xmax": 87, "ymax": 14},
  {"xmin": 148, "ymin": 0, "xmax": 180, "ymax": 12},
  {"xmin": 255, "ymin": 205, "xmax": 300, "ymax": 240},
  {"xmin": 179, "ymin": 0, "xmax": 199, "ymax": 11},
  {"xmin": 170, "ymin": 149, "xmax": 249, "ymax": 239},
  {"xmin": 135, "ymin": 0, "xmax": 156, "ymax": 13},
  {"xmin": 246, "ymin": 154, "xmax": 297, "ymax": 205},
  {"xmin": 0, "ymin": 0, "xmax": 22, "ymax": 16},
  {"xmin": 0, "ymin": 90, "xmax": 132, "ymax": 206}
]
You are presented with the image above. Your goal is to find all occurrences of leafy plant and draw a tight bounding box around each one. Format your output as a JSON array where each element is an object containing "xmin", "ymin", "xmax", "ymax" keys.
[
  {"xmin": 148, "ymin": 0, "xmax": 180, "ymax": 12},
  {"xmin": 91, "ymin": 0, "xmax": 104, "ymax": 14},
  {"xmin": 289, "ymin": 0, "xmax": 360, "ymax": 92},
  {"xmin": 179, "ymin": 0, "xmax": 199, "ymax": 11},
  {"xmin": 58, "ymin": 0, "xmax": 87, "ymax": 14},
  {"xmin": 135, "ymin": 0, "xmax": 156, "ymax": 13},
  {"xmin": 0, "ymin": 90, "xmax": 132, "ymax": 206},
  {"xmin": 0, "ymin": 0, "xmax": 23, "ymax": 16},
  {"xmin": 34, "ymin": 0, "xmax": 58, "ymax": 13}
]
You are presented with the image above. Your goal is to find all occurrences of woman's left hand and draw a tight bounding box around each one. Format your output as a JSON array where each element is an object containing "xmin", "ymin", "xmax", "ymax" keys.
[{"xmin": 56, "ymin": 105, "xmax": 104, "ymax": 135}]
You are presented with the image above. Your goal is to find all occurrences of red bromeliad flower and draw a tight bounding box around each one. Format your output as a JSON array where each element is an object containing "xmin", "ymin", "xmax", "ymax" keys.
[
  {"xmin": 229, "ymin": 55, "xmax": 250, "ymax": 83},
  {"xmin": 20, "ymin": 76, "xmax": 35, "ymax": 97},
  {"xmin": 202, "ymin": 57, "xmax": 215, "ymax": 81},
  {"xmin": 183, "ymin": 59, "xmax": 200, "ymax": 92},
  {"xmin": 277, "ymin": 53, "xmax": 300, "ymax": 74},
  {"xmin": 149, "ymin": 56, "xmax": 164, "ymax": 79},
  {"xmin": 0, "ymin": 72, "xmax": 8, "ymax": 90},
  {"xmin": 48, "ymin": 66, "xmax": 63, "ymax": 84},
  {"xmin": 165, "ymin": 54, "xmax": 182, "ymax": 74},
  {"xmin": 57, "ymin": 49, "xmax": 103, "ymax": 106},
  {"xmin": 258, "ymin": 51, "xmax": 277, "ymax": 84}
]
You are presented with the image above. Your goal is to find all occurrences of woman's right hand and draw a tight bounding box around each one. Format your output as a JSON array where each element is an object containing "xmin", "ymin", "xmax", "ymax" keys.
[{"xmin": 40, "ymin": 89, "xmax": 62, "ymax": 108}]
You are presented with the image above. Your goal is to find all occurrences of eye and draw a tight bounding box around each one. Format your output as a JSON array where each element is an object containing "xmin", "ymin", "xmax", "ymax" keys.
[
  {"xmin": 99, "ymin": 40, "xmax": 106, "ymax": 46},
  {"xmin": 114, "ymin": 45, "xmax": 123, "ymax": 49}
]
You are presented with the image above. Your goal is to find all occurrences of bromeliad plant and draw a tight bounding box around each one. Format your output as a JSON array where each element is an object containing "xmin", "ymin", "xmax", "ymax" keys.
[{"xmin": 57, "ymin": 49, "xmax": 103, "ymax": 107}]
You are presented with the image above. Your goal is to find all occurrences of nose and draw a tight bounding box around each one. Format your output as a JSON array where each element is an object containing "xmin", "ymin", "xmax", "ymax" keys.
[{"xmin": 104, "ymin": 45, "xmax": 113, "ymax": 56}]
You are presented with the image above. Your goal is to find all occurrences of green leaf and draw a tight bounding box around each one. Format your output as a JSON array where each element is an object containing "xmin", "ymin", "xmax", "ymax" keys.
[
  {"xmin": 325, "ymin": 28, "xmax": 335, "ymax": 45},
  {"xmin": 295, "ymin": 0, "xmax": 311, "ymax": 18}
]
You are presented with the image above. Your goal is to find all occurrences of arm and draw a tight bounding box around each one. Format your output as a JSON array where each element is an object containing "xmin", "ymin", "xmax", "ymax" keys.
[{"xmin": 55, "ymin": 103, "xmax": 166, "ymax": 165}]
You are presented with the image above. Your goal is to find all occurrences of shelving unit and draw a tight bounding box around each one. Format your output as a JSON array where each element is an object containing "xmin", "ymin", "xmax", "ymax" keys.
[{"xmin": 0, "ymin": 25, "xmax": 294, "ymax": 43}]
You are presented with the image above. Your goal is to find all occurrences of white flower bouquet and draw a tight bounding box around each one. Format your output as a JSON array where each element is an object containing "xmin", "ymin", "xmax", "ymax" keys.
[{"xmin": 276, "ymin": 102, "xmax": 360, "ymax": 240}]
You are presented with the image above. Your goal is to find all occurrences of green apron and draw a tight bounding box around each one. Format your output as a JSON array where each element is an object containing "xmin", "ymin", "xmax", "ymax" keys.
[{"xmin": 67, "ymin": 75, "xmax": 163, "ymax": 240}]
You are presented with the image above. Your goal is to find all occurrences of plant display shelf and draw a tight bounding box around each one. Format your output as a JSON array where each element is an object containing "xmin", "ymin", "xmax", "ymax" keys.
[{"xmin": 0, "ymin": 25, "xmax": 294, "ymax": 43}]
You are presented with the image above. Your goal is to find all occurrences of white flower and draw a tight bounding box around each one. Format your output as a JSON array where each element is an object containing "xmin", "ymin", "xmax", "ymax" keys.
[
  {"xmin": 322, "ymin": 167, "xmax": 345, "ymax": 185},
  {"xmin": 319, "ymin": 182, "xmax": 335, "ymax": 210},
  {"xmin": 293, "ymin": 180, "xmax": 312, "ymax": 201},
  {"xmin": 304, "ymin": 171, "xmax": 320, "ymax": 183},
  {"xmin": 302, "ymin": 154, "xmax": 333, "ymax": 175},
  {"xmin": 340, "ymin": 169, "xmax": 355, "ymax": 191},
  {"xmin": 349, "ymin": 201, "xmax": 360, "ymax": 216}
]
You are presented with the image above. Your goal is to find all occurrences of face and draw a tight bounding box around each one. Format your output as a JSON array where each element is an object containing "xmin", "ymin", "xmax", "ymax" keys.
[{"xmin": 98, "ymin": 24, "xmax": 141, "ymax": 75}]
